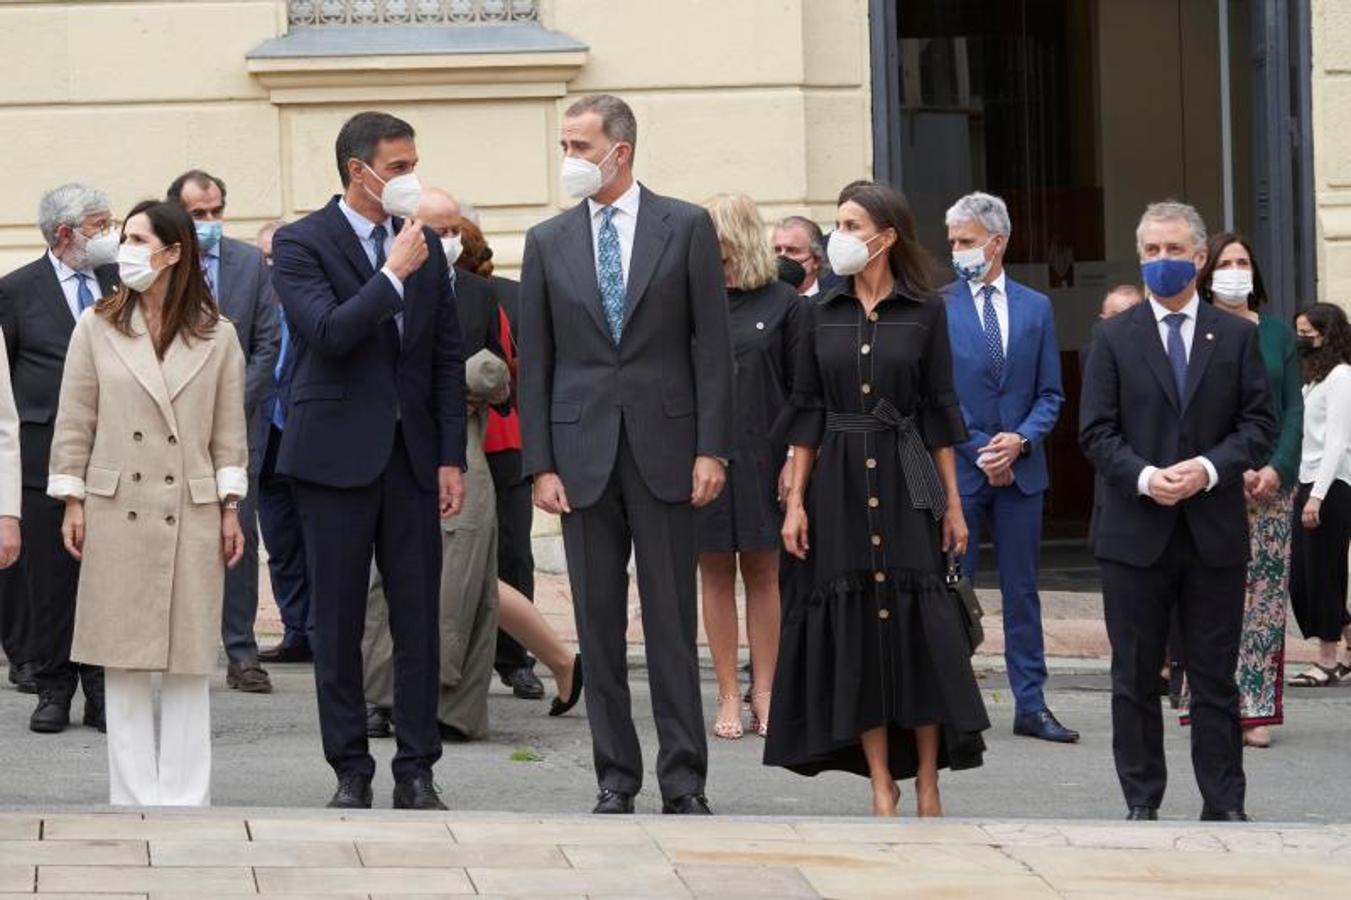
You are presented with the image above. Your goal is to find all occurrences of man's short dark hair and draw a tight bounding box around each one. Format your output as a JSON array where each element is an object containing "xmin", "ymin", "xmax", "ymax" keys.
[
  {"xmin": 564, "ymin": 94, "xmax": 638, "ymax": 156},
  {"xmin": 167, "ymin": 169, "xmax": 227, "ymax": 206},
  {"xmin": 335, "ymin": 112, "xmax": 416, "ymax": 187}
]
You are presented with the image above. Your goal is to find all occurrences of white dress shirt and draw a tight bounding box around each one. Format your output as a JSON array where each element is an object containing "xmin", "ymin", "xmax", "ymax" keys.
[
  {"xmin": 967, "ymin": 270, "xmax": 1009, "ymax": 354},
  {"xmin": 587, "ymin": 179, "xmax": 641, "ymax": 284},
  {"xmin": 47, "ymin": 250, "xmax": 98, "ymax": 320},
  {"xmin": 803, "ymin": 279, "xmax": 821, "ymax": 298},
  {"xmin": 1300, "ymin": 363, "xmax": 1351, "ymax": 500},
  {"xmin": 1136, "ymin": 292, "xmax": 1218, "ymax": 496},
  {"xmin": 337, "ymin": 198, "xmax": 403, "ymax": 300}
]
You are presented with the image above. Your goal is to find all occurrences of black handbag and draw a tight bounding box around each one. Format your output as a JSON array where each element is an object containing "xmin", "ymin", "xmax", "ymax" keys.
[{"xmin": 945, "ymin": 553, "xmax": 985, "ymax": 655}]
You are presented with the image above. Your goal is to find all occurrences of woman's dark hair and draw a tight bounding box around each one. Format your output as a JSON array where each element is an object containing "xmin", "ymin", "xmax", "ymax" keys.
[
  {"xmin": 836, "ymin": 180, "xmax": 940, "ymax": 298},
  {"xmin": 100, "ymin": 200, "xmax": 220, "ymax": 358},
  {"xmin": 1197, "ymin": 231, "xmax": 1268, "ymax": 311},
  {"xmin": 1297, "ymin": 302, "xmax": 1351, "ymax": 384},
  {"xmin": 454, "ymin": 220, "xmax": 494, "ymax": 278}
]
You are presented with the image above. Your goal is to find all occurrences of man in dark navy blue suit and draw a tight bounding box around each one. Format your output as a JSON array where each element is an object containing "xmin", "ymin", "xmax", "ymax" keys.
[{"xmin": 271, "ymin": 112, "xmax": 467, "ymax": 811}]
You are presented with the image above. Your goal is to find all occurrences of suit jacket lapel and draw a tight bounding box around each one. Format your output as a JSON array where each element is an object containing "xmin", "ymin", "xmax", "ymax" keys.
[
  {"xmin": 999, "ymin": 281, "xmax": 1024, "ymax": 390},
  {"xmin": 559, "ymin": 202, "xmax": 609, "ymax": 339},
  {"xmin": 37, "ymin": 256, "xmax": 77, "ymax": 334},
  {"xmin": 621, "ymin": 188, "xmax": 672, "ymax": 330},
  {"xmin": 1131, "ymin": 303, "xmax": 1181, "ymax": 411},
  {"xmin": 103, "ymin": 303, "xmax": 179, "ymax": 433},
  {"xmin": 215, "ymin": 239, "xmax": 239, "ymax": 316},
  {"xmin": 1181, "ymin": 302, "xmax": 1220, "ymax": 412},
  {"xmin": 324, "ymin": 199, "xmax": 377, "ymax": 284}
]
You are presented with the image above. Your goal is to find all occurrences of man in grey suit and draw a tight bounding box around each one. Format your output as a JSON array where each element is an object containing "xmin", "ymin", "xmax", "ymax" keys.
[
  {"xmin": 518, "ymin": 94, "xmax": 735, "ymax": 815},
  {"xmin": 169, "ymin": 170, "xmax": 281, "ymax": 694}
]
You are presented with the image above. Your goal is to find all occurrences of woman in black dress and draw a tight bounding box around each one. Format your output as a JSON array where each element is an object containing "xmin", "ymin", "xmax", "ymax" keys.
[
  {"xmin": 698, "ymin": 193, "xmax": 804, "ymax": 740},
  {"xmin": 765, "ymin": 182, "xmax": 989, "ymax": 817}
]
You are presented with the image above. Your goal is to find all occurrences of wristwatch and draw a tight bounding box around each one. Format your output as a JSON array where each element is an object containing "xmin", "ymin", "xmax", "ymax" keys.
[
  {"xmin": 1019, "ymin": 437, "xmax": 1031, "ymax": 458},
  {"xmin": 222, "ymin": 499, "xmax": 241, "ymax": 511}
]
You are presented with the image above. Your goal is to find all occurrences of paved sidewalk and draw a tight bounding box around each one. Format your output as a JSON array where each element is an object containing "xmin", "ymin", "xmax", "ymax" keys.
[{"xmin": 0, "ymin": 809, "xmax": 1344, "ymax": 897}]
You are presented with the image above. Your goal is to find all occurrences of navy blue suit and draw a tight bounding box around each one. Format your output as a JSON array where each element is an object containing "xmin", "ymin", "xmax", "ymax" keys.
[
  {"xmin": 945, "ymin": 276, "xmax": 1064, "ymax": 715},
  {"xmin": 271, "ymin": 196, "xmax": 466, "ymax": 783}
]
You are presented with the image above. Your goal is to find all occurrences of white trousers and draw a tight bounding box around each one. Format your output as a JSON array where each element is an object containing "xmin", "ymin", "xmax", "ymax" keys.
[{"xmin": 104, "ymin": 669, "xmax": 211, "ymax": 807}]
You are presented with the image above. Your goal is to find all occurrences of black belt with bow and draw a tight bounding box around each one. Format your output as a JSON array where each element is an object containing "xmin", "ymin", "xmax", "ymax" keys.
[{"xmin": 825, "ymin": 397, "xmax": 948, "ymax": 522}]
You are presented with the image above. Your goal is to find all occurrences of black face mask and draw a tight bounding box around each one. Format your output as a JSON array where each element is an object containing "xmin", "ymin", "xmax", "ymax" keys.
[
  {"xmin": 776, "ymin": 255, "xmax": 807, "ymax": 289},
  {"xmin": 1296, "ymin": 335, "xmax": 1319, "ymax": 357}
]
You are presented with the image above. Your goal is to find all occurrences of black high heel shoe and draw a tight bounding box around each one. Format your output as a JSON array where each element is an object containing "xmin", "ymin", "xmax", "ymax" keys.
[{"xmin": 549, "ymin": 655, "xmax": 584, "ymax": 717}]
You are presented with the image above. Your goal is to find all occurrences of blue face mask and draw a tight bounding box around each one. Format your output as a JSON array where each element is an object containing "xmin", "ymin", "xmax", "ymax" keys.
[
  {"xmin": 194, "ymin": 220, "xmax": 223, "ymax": 252},
  {"xmin": 1141, "ymin": 257, "xmax": 1197, "ymax": 299}
]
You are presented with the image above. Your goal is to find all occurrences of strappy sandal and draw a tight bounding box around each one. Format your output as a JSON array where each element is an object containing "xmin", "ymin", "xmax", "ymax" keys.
[
  {"xmin": 712, "ymin": 694, "xmax": 744, "ymax": 740},
  {"xmin": 747, "ymin": 690, "xmax": 771, "ymax": 738},
  {"xmin": 1288, "ymin": 664, "xmax": 1341, "ymax": 687}
]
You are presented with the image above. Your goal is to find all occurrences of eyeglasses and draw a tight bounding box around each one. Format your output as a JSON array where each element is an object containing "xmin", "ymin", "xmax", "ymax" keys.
[{"xmin": 81, "ymin": 219, "xmax": 122, "ymax": 239}]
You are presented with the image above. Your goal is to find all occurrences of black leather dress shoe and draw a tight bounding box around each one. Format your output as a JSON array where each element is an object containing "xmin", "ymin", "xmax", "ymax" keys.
[
  {"xmin": 592, "ymin": 789, "xmax": 635, "ymax": 814},
  {"xmin": 662, "ymin": 793, "xmax": 713, "ymax": 815},
  {"xmin": 327, "ymin": 773, "xmax": 373, "ymax": 809},
  {"xmin": 1013, "ymin": 709, "xmax": 1080, "ymax": 743},
  {"xmin": 549, "ymin": 655, "xmax": 584, "ymax": 717},
  {"xmin": 366, "ymin": 705, "xmax": 393, "ymax": 738},
  {"xmin": 501, "ymin": 666, "xmax": 545, "ymax": 700},
  {"xmin": 1200, "ymin": 808, "xmax": 1250, "ymax": 822},
  {"xmin": 393, "ymin": 773, "xmax": 447, "ymax": 811},
  {"xmin": 29, "ymin": 693, "xmax": 71, "ymax": 734},
  {"xmin": 11, "ymin": 662, "xmax": 36, "ymax": 695},
  {"xmin": 258, "ymin": 642, "xmax": 313, "ymax": 664},
  {"xmin": 1126, "ymin": 806, "xmax": 1158, "ymax": 821},
  {"xmin": 83, "ymin": 698, "xmax": 106, "ymax": 733}
]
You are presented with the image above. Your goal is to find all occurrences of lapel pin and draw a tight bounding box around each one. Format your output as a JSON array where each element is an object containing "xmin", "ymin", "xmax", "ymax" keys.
[
  {"xmin": 1205, "ymin": 332, "xmax": 1214, "ymax": 341},
  {"xmin": 755, "ymin": 321, "xmax": 765, "ymax": 330}
]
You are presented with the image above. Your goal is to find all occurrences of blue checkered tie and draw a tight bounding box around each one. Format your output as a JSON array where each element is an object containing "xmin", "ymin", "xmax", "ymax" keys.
[
  {"xmin": 1164, "ymin": 312, "xmax": 1189, "ymax": 398},
  {"xmin": 980, "ymin": 284, "xmax": 1004, "ymax": 381},
  {"xmin": 597, "ymin": 207, "xmax": 625, "ymax": 344},
  {"xmin": 74, "ymin": 273, "xmax": 94, "ymax": 313}
]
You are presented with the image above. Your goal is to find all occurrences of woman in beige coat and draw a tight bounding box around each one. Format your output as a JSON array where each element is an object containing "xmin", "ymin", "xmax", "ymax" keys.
[{"xmin": 48, "ymin": 200, "xmax": 247, "ymax": 807}]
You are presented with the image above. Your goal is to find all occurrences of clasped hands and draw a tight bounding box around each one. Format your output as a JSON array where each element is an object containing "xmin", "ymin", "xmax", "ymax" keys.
[
  {"xmin": 1145, "ymin": 458, "xmax": 1210, "ymax": 507},
  {"xmin": 977, "ymin": 432, "xmax": 1022, "ymax": 488}
]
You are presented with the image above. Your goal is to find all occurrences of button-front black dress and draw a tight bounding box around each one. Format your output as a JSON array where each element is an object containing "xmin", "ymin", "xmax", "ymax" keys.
[
  {"xmin": 763, "ymin": 286, "xmax": 989, "ymax": 780},
  {"xmin": 697, "ymin": 280, "xmax": 805, "ymax": 553}
]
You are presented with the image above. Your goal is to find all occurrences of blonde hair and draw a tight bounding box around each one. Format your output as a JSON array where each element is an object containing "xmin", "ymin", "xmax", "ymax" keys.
[{"xmin": 703, "ymin": 193, "xmax": 777, "ymax": 291}]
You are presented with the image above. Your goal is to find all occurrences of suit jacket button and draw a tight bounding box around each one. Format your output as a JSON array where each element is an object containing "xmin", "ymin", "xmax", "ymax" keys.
[
  {"xmin": 878, "ymin": 608, "xmax": 891, "ymax": 620},
  {"xmin": 868, "ymin": 497, "xmax": 880, "ymax": 508},
  {"xmin": 860, "ymin": 344, "xmax": 872, "ymax": 355}
]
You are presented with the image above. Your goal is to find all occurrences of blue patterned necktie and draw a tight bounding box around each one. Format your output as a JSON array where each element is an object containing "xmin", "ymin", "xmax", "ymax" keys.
[
  {"xmin": 201, "ymin": 255, "xmax": 217, "ymax": 299},
  {"xmin": 597, "ymin": 206, "xmax": 625, "ymax": 344},
  {"xmin": 74, "ymin": 272, "xmax": 94, "ymax": 313},
  {"xmin": 271, "ymin": 316, "xmax": 290, "ymax": 431},
  {"xmin": 1163, "ymin": 312, "xmax": 1189, "ymax": 398},
  {"xmin": 980, "ymin": 283, "xmax": 1004, "ymax": 381}
]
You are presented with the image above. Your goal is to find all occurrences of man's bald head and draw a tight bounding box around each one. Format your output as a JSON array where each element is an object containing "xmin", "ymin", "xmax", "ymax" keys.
[
  {"xmin": 417, "ymin": 187, "xmax": 461, "ymax": 236},
  {"xmin": 1100, "ymin": 284, "xmax": 1144, "ymax": 319}
]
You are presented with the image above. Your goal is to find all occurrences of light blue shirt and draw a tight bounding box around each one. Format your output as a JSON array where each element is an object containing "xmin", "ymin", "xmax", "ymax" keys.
[{"xmin": 337, "ymin": 198, "xmax": 404, "ymax": 299}]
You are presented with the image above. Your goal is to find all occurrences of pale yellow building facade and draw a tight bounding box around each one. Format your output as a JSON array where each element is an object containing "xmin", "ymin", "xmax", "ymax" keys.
[
  {"xmin": 1313, "ymin": 0, "xmax": 1351, "ymax": 306},
  {"xmin": 0, "ymin": 0, "xmax": 872, "ymax": 277}
]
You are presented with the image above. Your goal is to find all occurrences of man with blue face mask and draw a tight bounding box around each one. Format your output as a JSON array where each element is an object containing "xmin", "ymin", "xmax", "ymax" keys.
[
  {"xmin": 942, "ymin": 191, "xmax": 1073, "ymax": 745},
  {"xmin": 1081, "ymin": 201, "xmax": 1276, "ymax": 822},
  {"xmin": 168, "ymin": 170, "xmax": 281, "ymax": 697}
]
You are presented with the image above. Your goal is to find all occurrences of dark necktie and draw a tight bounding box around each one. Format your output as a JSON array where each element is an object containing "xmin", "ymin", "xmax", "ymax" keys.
[
  {"xmin": 1163, "ymin": 312, "xmax": 1189, "ymax": 398},
  {"xmin": 271, "ymin": 316, "xmax": 289, "ymax": 431},
  {"xmin": 980, "ymin": 283, "xmax": 1004, "ymax": 381},
  {"xmin": 370, "ymin": 224, "xmax": 402, "ymax": 349}
]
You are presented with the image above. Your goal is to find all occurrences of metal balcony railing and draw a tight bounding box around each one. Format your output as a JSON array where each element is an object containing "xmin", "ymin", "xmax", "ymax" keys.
[{"xmin": 286, "ymin": 0, "xmax": 540, "ymax": 26}]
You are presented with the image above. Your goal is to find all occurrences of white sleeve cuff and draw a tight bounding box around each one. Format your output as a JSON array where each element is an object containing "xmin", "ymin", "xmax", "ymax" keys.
[
  {"xmin": 1137, "ymin": 465, "xmax": 1157, "ymax": 497},
  {"xmin": 380, "ymin": 266, "xmax": 405, "ymax": 298},
  {"xmin": 1196, "ymin": 456, "xmax": 1219, "ymax": 491},
  {"xmin": 48, "ymin": 474, "xmax": 86, "ymax": 500},
  {"xmin": 216, "ymin": 466, "xmax": 249, "ymax": 501}
]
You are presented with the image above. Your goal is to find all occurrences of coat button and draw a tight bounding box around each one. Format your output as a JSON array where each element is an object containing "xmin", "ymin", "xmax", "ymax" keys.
[
  {"xmin": 168, "ymin": 435, "xmax": 178, "ymax": 445},
  {"xmin": 861, "ymin": 383, "xmax": 872, "ymax": 394},
  {"xmin": 878, "ymin": 608, "xmax": 891, "ymax": 620},
  {"xmin": 874, "ymin": 571, "xmax": 887, "ymax": 583},
  {"xmin": 165, "ymin": 515, "xmax": 176, "ymax": 525},
  {"xmin": 756, "ymin": 321, "xmax": 765, "ymax": 330},
  {"xmin": 871, "ymin": 534, "xmax": 882, "ymax": 546},
  {"xmin": 868, "ymin": 311, "xmax": 879, "ymax": 322},
  {"xmin": 860, "ymin": 344, "xmax": 871, "ymax": 355},
  {"xmin": 133, "ymin": 432, "xmax": 143, "ymax": 442},
  {"xmin": 165, "ymin": 475, "xmax": 174, "ymax": 485},
  {"xmin": 866, "ymin": 458, "xmax": 877, "ymax": 469},
  {"xmin": 868, "ymin": 497, "xmax": 879, "ymax": 508},
  {"xmin": 127, "ymin": 511, "xmax": 137, "ymax": 521},
  {"xmin": 131, "ymin": 472, "xmax": 141, "ymax": 482}
]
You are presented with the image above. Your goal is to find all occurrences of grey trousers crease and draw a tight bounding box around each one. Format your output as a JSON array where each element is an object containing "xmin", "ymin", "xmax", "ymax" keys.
[
  {"xmin": 364, "ymin": 415, "xmax": 499, "ymax": 739},
  {"xmin": 561, "ymin": 434, "xmax": 706, "ymax": 800},
  {"xmin": 221, "ymin": 473, "xmax": 261, "ymax": 665}
]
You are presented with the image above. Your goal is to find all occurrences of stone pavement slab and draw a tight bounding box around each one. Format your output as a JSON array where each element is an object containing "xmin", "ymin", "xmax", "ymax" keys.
[{"xmin": 0, "ymin": 811, "xmax": 1347, "ymax": 897}]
